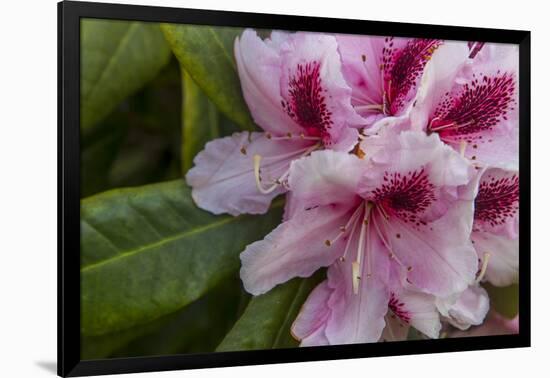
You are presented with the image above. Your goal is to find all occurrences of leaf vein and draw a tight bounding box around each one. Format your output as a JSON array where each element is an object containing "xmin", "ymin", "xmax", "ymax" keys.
[
  {"xmin": 83, "ymin": 22, "xmax": 140, "ymax": 102},
  {"xmin": 81, "ymin": 215, "xmax": 236, "ymax": 273}
]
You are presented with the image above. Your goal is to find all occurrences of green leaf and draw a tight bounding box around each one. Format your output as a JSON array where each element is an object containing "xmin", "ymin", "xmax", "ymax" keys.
[
  {"xmin": 81, "ymin": 311, "xmax": 168, "ymax": 360},
  {"xmin": 484, "ymin": 283, "xmax": 519, "ymax": 318},
  {"xmin": 111, "ymin": 277, "xmax": 245, "ymax": 358},
  {"xmin": 81, "ymin": 114, "xmax": 128, "ymax": 198},
  {"xmin": 181, "ymin": 70, "xmax": 220, "ymax": 174},
  {"xmin": 216, "ymin": 272, "xmax": 325, "ymax": 352},
  {"xmin": 107, "ymin": 127, "xmax": 179, "ymax": 189},
  {"xmin": 83, "ymin": 277, "xmax": 250, "ymax": 359},
  {"xmin": 80, "ymin": 180, "xmax": 283, "ymax": 336},
  {"xmin": 180, "ymin": 70, "xmax": 240, "ymax": 174},
  {"xmin": 81, "ymin": 19, "xmax": 171, "ymax": 134},
  {"xmin": 161, "ymin": 23, "xmax": 256, "ymax": 131}
]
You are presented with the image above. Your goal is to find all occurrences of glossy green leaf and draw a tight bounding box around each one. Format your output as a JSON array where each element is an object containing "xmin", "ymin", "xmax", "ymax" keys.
[
  {"xmin": 81, "ymin": 311, "xmax": 168, "ymax": 360},
  {"xmin": 161, "ymin": 23, "xmax": 256, "ymax": 131},
  {"xmin": 82, "ymin": 277, "xmax": 245, "ymax": 359},
  {"xmin": 216, "ymin": 272, "xmax": 325, "ymax": 352},
  {"xmin": 180, "ymin": 70, "xmax": 240, "ymax": 174},
  {"xmin": 81, "ymin": 19, "xmax": 171, "ymax": 134},
  {"xmin": 181, "ymin": 71, "xmax": 220, "ymax": 174},
  {"xmin": 81, "ymin": 180, "xmax": 283, "ymax": 336},
  {"xmin": 112, "ymin": 277, "xmax": 245, "ymax": 357},
  {"xmin": 484, "ymin": 283, "xmax": 519, "ymax": 318},
  {"xmin": 81, "ymin": 115, "xmax": 128, "ymax": 198}
]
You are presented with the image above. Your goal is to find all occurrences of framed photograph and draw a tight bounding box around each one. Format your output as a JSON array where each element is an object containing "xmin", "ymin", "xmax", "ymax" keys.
[{"xmin": 58, "ymin": 0, "xmax": 531, "ymax": 376}]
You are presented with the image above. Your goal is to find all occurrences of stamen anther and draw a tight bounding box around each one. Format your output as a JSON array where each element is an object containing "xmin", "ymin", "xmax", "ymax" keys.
[{"xmin": 352, "ymin": 261, "xmax": 360, "ymax": 295}]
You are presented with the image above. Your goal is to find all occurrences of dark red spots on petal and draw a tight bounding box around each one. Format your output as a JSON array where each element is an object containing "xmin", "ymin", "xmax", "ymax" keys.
[
  {"xmin": 430, "ymin": 73, "xmax": 516, "ymax": 144},
  {"xmin": 372, "ymin": 168, "xmax": 436, "ymax": 223},
  {"xmin": 382, "ymin": 38, "xmax": 442, "ymax": 115},
  {"xmin": 282, "ymin": 61, "xmax": 333, "ymax": 141},
  {"xmin": 474, "ymin": 173, "xmax": 519, "ymax": 227},
  {"xmin": 388, "ymin": 292, "xmax": 411, "ymax": 323}
]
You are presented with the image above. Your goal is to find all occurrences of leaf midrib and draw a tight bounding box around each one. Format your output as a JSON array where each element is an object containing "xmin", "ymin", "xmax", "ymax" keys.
[
  {"xmin": 81, "ymin": 215, "xmax": 235, "ymax": 273},
  {"xmin": 81, "ymin": 200, "xmax": 285, "ymax": 274},
  {"xmin": 207, "ymin": 27, "xmax": 237, "ymax": 72}
]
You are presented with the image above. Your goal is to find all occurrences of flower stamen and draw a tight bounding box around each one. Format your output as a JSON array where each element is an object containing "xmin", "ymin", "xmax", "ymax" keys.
[
  {"xmin": 253, "ymin": 154, "xmax": 290, "ymax": 194},
  {"xmin": 253, "ymin": 143, "xmax": 321, "ymax": 194},
  {"xmin": 352, "ymin": 261, "xmax": 361, "ymax": 294},
  {"xmin": 325, "ymin": 203, "xmax": 364, "ymax": 247},
  {"xmin": 340, "ymin": 205, "xmax": 363, "ymax": 262},
  {"xmin": 429, "ymin": 120, "xmax": 474, "ymax": 132},
  {"xmin": 371, "ymin": 206, "xmax": 406, "ymax": 268},
  {"xmin": 475, "ymin": 252, "xmax": 491, "ymax": 284},
  {"xmin": 267, "ymin": 133, "xmax": 322, "ymax": 141},
  {"xmin": 353, "ymin": 202, "xmax": 372, "ymax": 294},
  {"xmin": 355, "ymin": 104, "xmax": 384, "ymax": 112}
]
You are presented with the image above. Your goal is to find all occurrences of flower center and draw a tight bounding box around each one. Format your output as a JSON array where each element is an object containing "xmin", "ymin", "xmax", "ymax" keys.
[
  {"xmin": 474, "ymin": 172, "xmax": 519, "ymax": 227},
  {"xmin": 324, "ymin": 169, "xmax": 435, "ymax": 295},
  {"xmin": 428, "ymin": 73, "xmax": 516, "ymax": 144},
  {"xmin": 282, "ymin": 61, "xmax": 333, "ymax": 141}
]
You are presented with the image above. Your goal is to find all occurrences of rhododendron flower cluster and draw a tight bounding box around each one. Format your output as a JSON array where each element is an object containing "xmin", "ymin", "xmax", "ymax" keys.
[{"xmin": 186, "ymin": 29, "xmax": 519, "ymax": 345}]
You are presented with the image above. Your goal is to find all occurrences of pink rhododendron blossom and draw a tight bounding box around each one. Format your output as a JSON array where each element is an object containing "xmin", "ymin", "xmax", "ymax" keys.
[
  {"xmin": 186, "ymin": 29, "xmax": 361, "ymax": 216},
  {"xmin": 471, "ymin": 167, "xmax": 519, "ymax": 286},
  {"xmin": 240, "ymin": 131, "xmax": 479, "ymax": 344},
  {"xmin": 412, "ymin": 43, "xmax": 519, "ymax": 170},
  {"xmin": 336, "ymin": 35, "xmax": 459, "ymax": 129}
]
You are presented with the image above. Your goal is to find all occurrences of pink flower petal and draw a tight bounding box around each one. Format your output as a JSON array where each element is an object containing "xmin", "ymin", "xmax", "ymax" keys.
[
  {"xmin": 324, "ymin": 231, "xmax": 391, "ymax": 344},
  {"xmin": 336, "ymin": 35, "xmax": 386, "ymax": 124},
  {"xmin": 411, "ymin": 41, "xmax": 471, "ymax": 128},
  {"xmin": 234, "ymin": 30, "xmax": 302, "ymax": 136},
  {"xmin": 472, "ymin": 230, "xmax": 518, "ymax": 287},
  {"xmin": 413, "ymin": 41, "xmax": 518, "ymax": 170},
  {"xmin": 235, "ymin": 30, "xmax": 361, "ymax": 149},
  {"xmin": 278, "ymin": 32, "xmax": 364, "ymax": 147},
  {"xmin": 388, "ymin": 286, "xmax": 441, "ymax": 339},
  {"xmin": 289, "ymin": 150, "xmax": 365, "ymax": 210},
  {"xmin": 373, "ymin": 198, "xmax": 478, "ymax": 297},
  {"xmin": 437, "ymin": 285, "xmax": 489, "ymax": 330},
  {"xmin": 186, "ymin": 131, "xmax": 311, "ymax": 216},
  {"xmin": 473, "ymin": 168, "xmax": 519, "ymax": 239},
  {"xmin": 240, "ymin": 203, "xmax": 356, "ymax": 295},
  {"xmin": 291, "ymin": 280, "xmax": 332, "ymax": 346},
  {"xmin": 360, "ymin": 131, "xmax": 474, "ymax": 223}
]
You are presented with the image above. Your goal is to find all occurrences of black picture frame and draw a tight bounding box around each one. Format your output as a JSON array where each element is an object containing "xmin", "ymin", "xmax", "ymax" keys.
[{"xmin": 58, "ymin": 1, "xmax": 531, "ymax": 376}]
